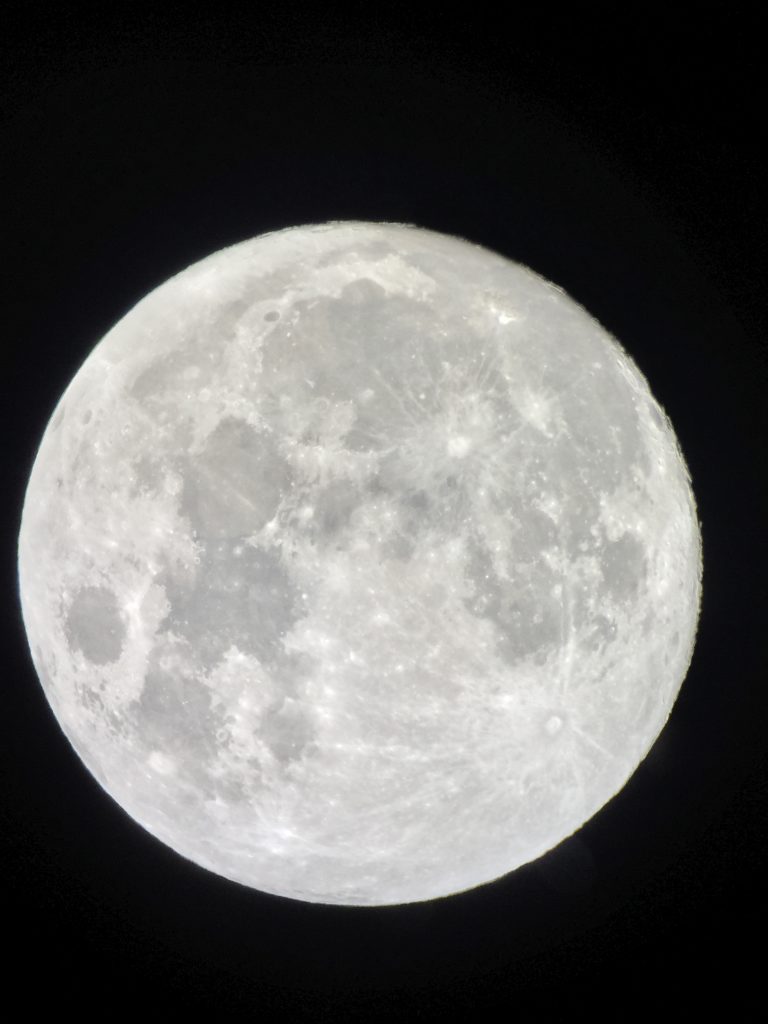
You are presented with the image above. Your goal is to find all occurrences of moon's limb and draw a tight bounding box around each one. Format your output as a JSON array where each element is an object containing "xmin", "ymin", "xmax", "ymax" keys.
[{"xmin": 18, "ymin": 222, "xmax": 702, "ymax": 905}]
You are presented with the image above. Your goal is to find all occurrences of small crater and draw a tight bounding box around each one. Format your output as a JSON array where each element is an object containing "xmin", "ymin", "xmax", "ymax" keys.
[
  {"xmin": 65, "ymin": 586, "xmax": 125, "ymax": 665},
  {"xmin": 264, "ymin": 310, "xmax": 280, "ymax": 322},
  {"xmin": 544, "ymin": 714, "xmax": 563, "ymax": 736}
]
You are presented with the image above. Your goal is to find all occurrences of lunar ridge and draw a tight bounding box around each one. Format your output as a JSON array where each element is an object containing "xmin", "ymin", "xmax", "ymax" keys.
[{"xmin": 18, "ymin": 222, "xmax": 702, "ymax": 905}]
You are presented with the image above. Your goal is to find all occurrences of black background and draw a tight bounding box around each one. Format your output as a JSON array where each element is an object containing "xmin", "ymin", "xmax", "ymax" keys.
[{"xmin": 2, "ymin": 5, "xmax": 765, "ymax": 1019}]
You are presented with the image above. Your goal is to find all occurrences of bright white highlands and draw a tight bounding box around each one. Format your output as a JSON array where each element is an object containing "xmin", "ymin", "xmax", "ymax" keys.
[{"xmin": 17, "ymin": 222, "xmax": 702, "ymax": 905}]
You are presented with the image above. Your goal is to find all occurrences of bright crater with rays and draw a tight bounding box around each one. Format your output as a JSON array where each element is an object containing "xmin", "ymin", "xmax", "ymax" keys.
[{"xmin": 18, "ymin": 221, "xmax": 702, "ymax": 905}]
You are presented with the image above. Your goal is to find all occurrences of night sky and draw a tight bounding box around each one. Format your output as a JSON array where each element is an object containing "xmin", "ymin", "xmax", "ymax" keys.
[{"xmin": 2, "ymin": 6, "xmax": 765, "ymax": 1018}]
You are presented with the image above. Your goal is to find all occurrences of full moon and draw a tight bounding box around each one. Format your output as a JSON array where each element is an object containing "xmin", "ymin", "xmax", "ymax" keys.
[{"xmin": 18, "ymin": 221, "xmax": 702, "ymax": 906}]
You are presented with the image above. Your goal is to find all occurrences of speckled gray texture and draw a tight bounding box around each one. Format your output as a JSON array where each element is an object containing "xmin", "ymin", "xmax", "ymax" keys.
[{"xmin": 18, "ymin": 222, "xmax": 702, "ymax": 905}]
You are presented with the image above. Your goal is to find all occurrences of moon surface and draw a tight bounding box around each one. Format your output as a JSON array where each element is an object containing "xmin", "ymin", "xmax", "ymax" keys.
[{"xmin": 18, "ymin": 221, "xmax": 702, "ymax": 905}]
